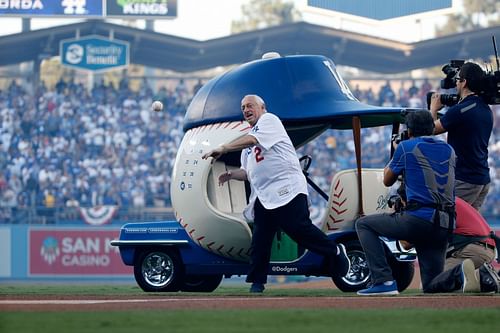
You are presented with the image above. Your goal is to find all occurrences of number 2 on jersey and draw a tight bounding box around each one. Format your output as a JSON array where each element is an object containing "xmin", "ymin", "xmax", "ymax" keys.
[{"xmin": 254, "ymin": 147, "xmax": 264, "ymax": 162}]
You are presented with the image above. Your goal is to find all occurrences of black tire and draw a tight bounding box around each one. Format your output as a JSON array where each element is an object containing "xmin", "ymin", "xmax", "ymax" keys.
[
  {"xmin": 181, "ymin": 275, "xmax": 223, "ymax": 292},
  {"xmin": 332, "ymin": 239, "xmax": 415, "ymax": 292},
  {"xmin": 134, "ymin": 248, "xmax": 184, "ymax": 292},
  {"xmin": 387, "ymin": 254, "xmax": 415, "ymax": 292}
]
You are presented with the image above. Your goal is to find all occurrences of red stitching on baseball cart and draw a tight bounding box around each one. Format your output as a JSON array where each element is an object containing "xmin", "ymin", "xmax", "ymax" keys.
[
  {"xmin": 331, "ymin": 207, "xmax": 347, "ymax": 215},
  {"xmin": 196, "ymin": 236, "xmax": 205, "ymax": 245},
  {"xmin": 231, "ymin": 121, "xmax": 243, "ymax": 130},
  {"xmin": 333, "ymin": 188, "xmax": 344, "ymax": 198},
  {"xmin": 331, "ymin": 198, "xmax": 347, "ymax": 207},
  {"xmin": 240, "ymin": 125, "xmax": 252, "ymax": 132}
]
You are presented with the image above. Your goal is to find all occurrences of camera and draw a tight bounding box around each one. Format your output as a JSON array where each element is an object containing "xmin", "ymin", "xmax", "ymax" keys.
[
  {"xmin": 425, "ymin": 60, "xmax": 464, "ymax": 108},
  {"xmin": 426, "ymin": 91, "xmax": 460, "ymax": 109},
  {"xmin": 388, "ymin": 178, "xmax": 406, "ymax": 213},
  {"xmin": 388, "ymin": 195, "xmax": 405, "ymax": 212},
  {"xmin": 440, "ymin": 60, "xmax": 465, "ymax": 89},
  {"xmin": 391, "ymin": 129, "xmax": 409, "ymax": 144},
  {"xmin": 426, "ymin": 36, "xmax": 500, "ymax": 108}
]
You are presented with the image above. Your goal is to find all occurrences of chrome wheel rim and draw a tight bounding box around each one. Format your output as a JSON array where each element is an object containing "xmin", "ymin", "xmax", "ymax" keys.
[
  {"xmin": 141, "ymin": 252, "xmax": 174, "ymax": 288},
  {"xmin": 342, "ymin": 249, "xmax": 370, "ymax": 286}
]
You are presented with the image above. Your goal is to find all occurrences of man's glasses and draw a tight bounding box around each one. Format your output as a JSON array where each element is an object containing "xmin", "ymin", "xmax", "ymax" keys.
[{"xmin": 455, "ymin": 76, "xmax": 465, "ymax": 82}]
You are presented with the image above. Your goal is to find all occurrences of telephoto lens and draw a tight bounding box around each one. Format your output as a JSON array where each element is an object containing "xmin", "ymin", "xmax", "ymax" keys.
[
  {"xmin": 426, "ymin": 92, "xmax": 459, "ymax": 109},
  {"xmin": 440, "ymin": 94, "xmax": 459, "ymax": 106}
]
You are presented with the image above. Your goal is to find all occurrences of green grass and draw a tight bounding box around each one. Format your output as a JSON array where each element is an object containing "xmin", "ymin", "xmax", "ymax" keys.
[
  {"xmin": 0, "ymin": 309, "xmax": 499, "ymax": 333},
  {"xmin": 0, "ymin": 285, "xmax": 498, "ymax": 333},
  {"xmin": 0, "ymin": 284, "xmax": 421, "ymax": 296},
  {"xmin": 0, "ymin": 283, "xmax": 146, "ymax": 296}
]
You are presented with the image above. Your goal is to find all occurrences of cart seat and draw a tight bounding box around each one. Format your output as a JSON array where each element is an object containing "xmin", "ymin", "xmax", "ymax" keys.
[{"xmin": 207, "ymin": 161, "xmax": 248, "ymax": 220}]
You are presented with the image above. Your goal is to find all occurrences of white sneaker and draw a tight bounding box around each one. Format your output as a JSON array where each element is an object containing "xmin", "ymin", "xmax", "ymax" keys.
[{"xmin": 461, "ymin": 259, "xmax": 480, "ymax": 293}]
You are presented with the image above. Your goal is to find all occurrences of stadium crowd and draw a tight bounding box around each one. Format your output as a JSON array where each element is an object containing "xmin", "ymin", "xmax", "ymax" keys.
[{"xmin": 0, "ymin": 77, "xmax": 498, "ymax": 223}]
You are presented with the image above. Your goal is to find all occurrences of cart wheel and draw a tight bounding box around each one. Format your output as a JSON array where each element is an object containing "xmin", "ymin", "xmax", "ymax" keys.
[
  {"xmin": 387, "ymin": 253, "xmax": 415, "ymax": 292},
  {"xmin": 134, "ymin": 248, "xmax": 184, "ymax": 292},
  {"xmin": 332, "ymin": 239, "xmax": 415, "ymax": 292},
  {"xmin": 181, "ymin": 275, "xmax": 223, "ymax": 292},
  {"xmin": 332, "ymin": 240, "xmax": 371, "ymax": 292}
]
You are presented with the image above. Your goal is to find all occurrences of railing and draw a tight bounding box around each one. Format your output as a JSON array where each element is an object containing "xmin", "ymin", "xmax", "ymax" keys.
[
  {"xmin": 1, "ymin": 205, "xmax": 499, "ymax": 227},
  {"xmin": 0, "ymin": 206, "xmax": 176, "ymax": 225}
]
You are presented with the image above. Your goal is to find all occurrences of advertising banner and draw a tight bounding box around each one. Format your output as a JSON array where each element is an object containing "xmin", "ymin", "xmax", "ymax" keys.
[
  {"xmin": 0, "ymin": 0, "xmax": 104, "ymax": 17},
  {"xmin": 29, "ymin": 228, "xmax": 132, "ymax": 276},
  {"xmin": 60, "ymin": 35, "xmax": 129, "ymax": 72},
  {"xmin": 0, "ymin": 228, "xmax": 11, "ymax": 277},
  {"xmin": 106, "ymin": 0, "xmax": 177, "ymax": 18},
  {"xmin": 307, "ymin": 0, "xmax": 452, "ymax": 20}
]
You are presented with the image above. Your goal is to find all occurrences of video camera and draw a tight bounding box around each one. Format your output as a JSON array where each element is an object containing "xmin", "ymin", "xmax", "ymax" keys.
[
  {"xmin": 426, "ymin": 36, "xmax": 500, "ymax": 108},
  {"xmin": 391, "ymin": 129, "xmax": 409, "ymax": 145},
  {"xmin": 388, "ymin": 177, "xmax": 406, "ymax": 213}
]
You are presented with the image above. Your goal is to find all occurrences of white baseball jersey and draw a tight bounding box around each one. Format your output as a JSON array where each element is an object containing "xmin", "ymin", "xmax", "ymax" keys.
[{"xmin": 240, "ymin": 112, "xmax": 308, "ymax": 210}]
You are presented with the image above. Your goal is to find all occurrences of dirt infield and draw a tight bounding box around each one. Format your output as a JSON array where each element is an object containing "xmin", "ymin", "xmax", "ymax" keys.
[
  {"xmin": 1, "ymin": 294, "xmax": 499, "ymax": 311},
  {"xmin": 1, "ymin": 270, "xmax": 499, "ymax": 312}
]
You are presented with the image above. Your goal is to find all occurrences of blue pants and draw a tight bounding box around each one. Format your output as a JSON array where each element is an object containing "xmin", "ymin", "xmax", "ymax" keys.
[
  {"xmin": 356, "ymin": 212, "xmax": 456, "ymax": 293},
  {"xmin": 246, "ymin": 193, "xmax": 338, "ymax": 284}
]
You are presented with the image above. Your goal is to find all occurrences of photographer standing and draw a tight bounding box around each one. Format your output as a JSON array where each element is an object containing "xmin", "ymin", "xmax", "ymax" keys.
[
  {"xmin": 355, "ymin": 110, "xmax": 466, "ymax": 295},
  {"xmin": 430, "ymin": 62, "xmax": 493, "ymax": 211}
]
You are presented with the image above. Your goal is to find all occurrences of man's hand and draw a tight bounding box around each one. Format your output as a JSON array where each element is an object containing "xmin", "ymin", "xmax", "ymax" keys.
[
  {"xmin": 399, "ymin": 240, "xmax": 414, "ymax": 251},
  {"xmin": 202, "ymin": 135, "xmax": 258, "ymax": 163},
  {"xmin": 430, "ymin": 93, "xmax": 443, "ymax": 116},
  {"xmin": 391, "ymin": 139, "xmax": 399, "ymax": 150},
  {"xmin": 202, "ymin": 145, "xmax": 226, "ymax": 162},
  {"xmin": 429, "ymin": 94, "xmax": 447, "ymax": 134},
  {"xmin": 218, "ymin": 171, "xmax": 231, "ymax": 186}
]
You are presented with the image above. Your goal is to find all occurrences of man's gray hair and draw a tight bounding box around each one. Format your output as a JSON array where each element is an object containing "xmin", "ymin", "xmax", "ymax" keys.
[{"xmin": 243, "ymin": 94, "xmax": 266, "ymax": 109}]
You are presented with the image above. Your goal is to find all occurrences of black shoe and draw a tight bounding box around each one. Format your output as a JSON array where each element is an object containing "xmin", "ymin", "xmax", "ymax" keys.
[
  {"xmin": 479, "ymin": 262, "xmax": 500, "ymax": 293},
  {"xmin": 331, "ymin": 244, "xmax": 351, "ymax": 278},
  {"xmin": 249, "ymin": 283, "xmax": 265, "ymax": 293}
]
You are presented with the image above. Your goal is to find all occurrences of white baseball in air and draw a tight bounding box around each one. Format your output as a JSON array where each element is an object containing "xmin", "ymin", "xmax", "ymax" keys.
[{"xmin": 152, "ymin": 100, "xmax": 163, "ymax": 112}]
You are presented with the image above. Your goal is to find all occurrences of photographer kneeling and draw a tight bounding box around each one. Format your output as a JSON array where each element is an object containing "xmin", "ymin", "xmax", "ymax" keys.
[{"xmin": 355, "ymin": 110, "xmax": 481, "ymax": 295}]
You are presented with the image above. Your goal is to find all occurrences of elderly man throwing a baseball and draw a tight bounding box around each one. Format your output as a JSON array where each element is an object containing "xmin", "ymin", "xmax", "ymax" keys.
[{"xmin": 202, "ymin": 94, "xmax": 350, "ymax": 293}]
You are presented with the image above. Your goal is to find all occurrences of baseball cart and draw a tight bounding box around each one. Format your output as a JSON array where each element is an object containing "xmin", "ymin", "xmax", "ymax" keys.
[{"xmin": 111, "ymin": 54, "xmax": 418, "ymax": 292}]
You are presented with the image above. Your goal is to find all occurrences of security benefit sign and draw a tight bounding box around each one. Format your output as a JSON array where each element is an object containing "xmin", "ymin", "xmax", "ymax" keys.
[
  {"xmin": 29, "ymin": 229, "xmax": 132, "ymax": 276},
  {"xmin": 106, "ymin": 0, "xmax": 177, "ymax": 18},
  {"xmin": 60, "ymin": 36, "xmax": 129, "ymax": 72}
]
